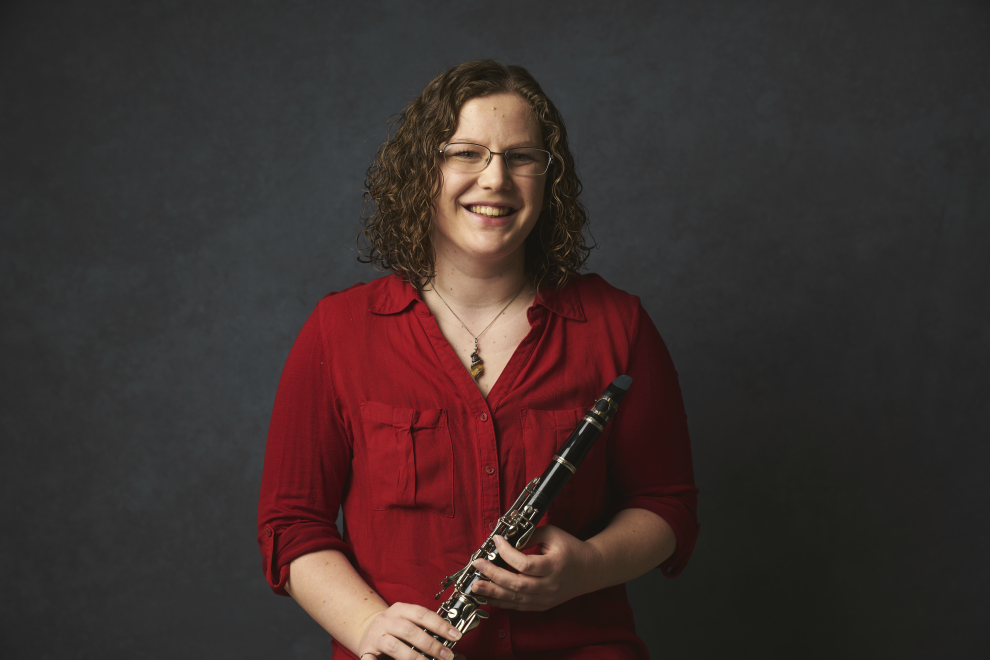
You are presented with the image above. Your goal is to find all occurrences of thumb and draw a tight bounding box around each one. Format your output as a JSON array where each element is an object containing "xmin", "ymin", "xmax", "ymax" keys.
[{"xmin": 525, "ymin": 524, "xmax": 562, "ymax": 551}]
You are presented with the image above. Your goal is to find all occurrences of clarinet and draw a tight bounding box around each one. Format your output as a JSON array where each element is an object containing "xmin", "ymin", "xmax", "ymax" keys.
[{"xmin": 409, "ymin": 375, "xmax": 633, "ymax": 659}]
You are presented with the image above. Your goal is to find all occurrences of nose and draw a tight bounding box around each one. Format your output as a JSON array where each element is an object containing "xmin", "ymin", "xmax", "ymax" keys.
[{"xmin": 477, "ymin": 153, "xmax": 512, "ymax": 190}]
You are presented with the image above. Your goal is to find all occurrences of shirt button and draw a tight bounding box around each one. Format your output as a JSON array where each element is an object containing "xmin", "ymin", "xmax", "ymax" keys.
[
  {"xmin": 265, "ymin": 527, "xmax": 273, "ymax": 537},
  {"xmin": 497, "ymin": 629, "xmax": 507, "ymax": 639},
  {"xmin": 485, "ymin": 466, "xmax": 495, "ymax": 475},
  {"xmin": 488, "ymin": 521, "xmax": 496, "ymax": 531},
  {"xmin": 480, "ymin": 412, "xmax": 489, "ymax": 422}
]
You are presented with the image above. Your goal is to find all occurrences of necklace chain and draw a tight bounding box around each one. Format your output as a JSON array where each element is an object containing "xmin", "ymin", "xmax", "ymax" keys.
[{"xmin": 431, "ymin": 282, "xmax": 526, "ymax": 381}]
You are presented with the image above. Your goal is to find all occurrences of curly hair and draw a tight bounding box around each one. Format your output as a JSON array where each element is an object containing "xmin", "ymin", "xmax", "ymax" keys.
[{"xmin": 358, "ymin": 60, "xmax": 594, "ymax": 291}]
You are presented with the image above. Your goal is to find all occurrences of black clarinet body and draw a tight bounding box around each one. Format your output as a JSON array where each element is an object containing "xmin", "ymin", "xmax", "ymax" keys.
[{"xmin": 410, "ymin": 375, "xmax": 633, "ymax": 659}]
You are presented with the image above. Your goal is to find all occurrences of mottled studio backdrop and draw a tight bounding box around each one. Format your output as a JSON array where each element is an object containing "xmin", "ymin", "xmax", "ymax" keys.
[{"xmin": 1, "ymin": 1, "xmax": 988, "ymax": 658}]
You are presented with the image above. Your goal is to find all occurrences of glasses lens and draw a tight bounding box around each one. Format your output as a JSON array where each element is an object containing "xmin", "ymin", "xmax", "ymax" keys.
[
  {"xmin": 505, "ymin": 148, "xmax": 551, "ymax": 176},
  {"xmin": 443, "ymin": 143, "xmax": 490, "ymax": 171}
]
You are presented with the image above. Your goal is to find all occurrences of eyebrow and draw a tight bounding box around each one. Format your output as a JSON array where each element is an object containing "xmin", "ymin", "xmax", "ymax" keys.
[{"xmin": 448, "ymin": 138, "xmax": 543, "ymax": 149}]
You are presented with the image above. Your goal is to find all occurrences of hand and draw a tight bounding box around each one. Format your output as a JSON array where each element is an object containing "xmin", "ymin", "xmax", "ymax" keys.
[
  {"xmin": 355, "ymin": 602, "xmax": 462, "ymax": 660},
  {"xmin": 469, "ymin": 526, "xmax": 603, "ymax": 611}
]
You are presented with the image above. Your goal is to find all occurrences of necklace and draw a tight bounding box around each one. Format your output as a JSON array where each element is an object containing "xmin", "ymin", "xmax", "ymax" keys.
[{"xmin": 431, "ymin": 282, "xmax": 526, "ymax": 381}]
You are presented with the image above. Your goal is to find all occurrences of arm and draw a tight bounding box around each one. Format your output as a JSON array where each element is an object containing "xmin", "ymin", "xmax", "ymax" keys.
[
  {"xmin": 260, "ymin": 309, "xmax": 461, "ymax": 658},
  {"xmin": 473, "ymin": 300, "xmax": 696, "ymax": 609},
  {"xmin": 470, "ymin": 508, "xmax": 674, "ymax": 611},
  {"xmin": 285, "ymin": 549, "xmax": 463, "ymax": 659}
]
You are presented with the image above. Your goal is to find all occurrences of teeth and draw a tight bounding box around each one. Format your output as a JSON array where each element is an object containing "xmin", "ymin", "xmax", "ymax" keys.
[{"xmin": 468, "ymin": 205, "xmax": 513, "ymax": 217}]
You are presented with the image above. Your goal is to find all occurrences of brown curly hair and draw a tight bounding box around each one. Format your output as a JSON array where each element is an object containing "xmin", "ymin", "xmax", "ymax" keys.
[{"xmin": 358, "ymin": 60, "xmax": 594, "ymax": 291}]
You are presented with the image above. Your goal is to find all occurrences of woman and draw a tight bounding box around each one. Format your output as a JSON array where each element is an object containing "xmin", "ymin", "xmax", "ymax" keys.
[{"xmin": 257, "ymin": 60, "xmax": 698, "ymax": 660}]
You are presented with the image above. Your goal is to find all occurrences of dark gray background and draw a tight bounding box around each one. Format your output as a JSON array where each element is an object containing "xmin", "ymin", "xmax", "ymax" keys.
[{"xmin": 2, "ymin": 1, "xmax": 987, "ymax": 658}]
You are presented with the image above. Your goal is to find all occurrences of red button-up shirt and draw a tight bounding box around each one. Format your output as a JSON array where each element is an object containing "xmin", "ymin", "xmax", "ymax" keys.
[{"xmin": 258, "ymin": 273, "xmax": 698, "ymax": 659}]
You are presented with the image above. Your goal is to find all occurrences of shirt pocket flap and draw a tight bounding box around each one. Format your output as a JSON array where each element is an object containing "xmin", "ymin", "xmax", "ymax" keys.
[
  {"xmin": 521, "ymin": 407, "xmax": 580, "ymax": 430},
  {"xmin": 360, "ymin": 401, "xmax": 441, "ymax": 429},
  {"xmin": 358, "ymin": 401, "xmax": 453, "ymax": 517}
]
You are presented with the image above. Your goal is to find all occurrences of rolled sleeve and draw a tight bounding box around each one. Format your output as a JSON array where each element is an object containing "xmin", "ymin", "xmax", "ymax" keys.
[
  {"xmin": 609, "ymin": 302, "xmax": 699, "ymax": 577},
  {"xmin": 257, "ymin": 305, "xmax": 354, "ymax": 595}
]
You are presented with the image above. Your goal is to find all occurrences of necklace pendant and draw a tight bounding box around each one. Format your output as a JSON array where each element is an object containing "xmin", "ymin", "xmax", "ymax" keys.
[{"xmin": 469, "ymin": 341, "xmax": 484, "ymax": 380}]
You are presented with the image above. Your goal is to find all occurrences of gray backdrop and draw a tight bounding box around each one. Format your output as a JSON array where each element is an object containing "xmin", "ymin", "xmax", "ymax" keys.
[{"xmin": 2, "ymin": 1, "xmax": 987, "ymax": 658}]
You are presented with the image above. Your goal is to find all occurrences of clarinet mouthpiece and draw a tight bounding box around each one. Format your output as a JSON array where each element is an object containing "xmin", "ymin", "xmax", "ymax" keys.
[{"xmin": 611, "ymin": 375, "xmax": 632, "ymax": 391}]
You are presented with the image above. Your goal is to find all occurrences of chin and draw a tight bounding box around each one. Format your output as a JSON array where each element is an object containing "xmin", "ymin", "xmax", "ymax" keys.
[
  {"xmin": 465, "ymin": 238, "xmax": 524, "ymax": 262},
  {"xmin": 433, "ymin": 208, "xmax": 539, "ymax": 264}
]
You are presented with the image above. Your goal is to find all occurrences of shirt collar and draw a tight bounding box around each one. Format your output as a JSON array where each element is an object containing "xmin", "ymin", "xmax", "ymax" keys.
[
  {"xmin": 533, "ymin": 278, "xmax": 586, "ymax": 321},
  {"xmin": 369, "ymin": 273, "xmax": 586, "ymax": 322},
  {"xmin": 369, "ymin": 274, "xmax": 420, "ymax": 315}
]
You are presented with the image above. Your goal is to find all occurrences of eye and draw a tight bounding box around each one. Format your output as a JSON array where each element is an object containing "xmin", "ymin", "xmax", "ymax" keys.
[
  {"xmin": 507, "ymin": 151, "xmax": 537, "ymax": 164},
  {"xmin": 446, "ymin": 144, "xmax": 486, "ymax": 161}
]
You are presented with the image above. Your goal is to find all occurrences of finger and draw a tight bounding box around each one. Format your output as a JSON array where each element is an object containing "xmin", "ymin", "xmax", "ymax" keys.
[
  {"xmin": 473, "ymin": 559, "xmax": 536, "ymax": 596},
  {"xmin": 525, "ymin": 524, "xmax": 553, "ymax": 549},
  {"xmin": 402, "ymin": 624, "xmax": 458, "ymax": 660},
  {"xmin": 380, "ymin": 625, "xmax": 455, "ymax": 660},
  {"xmin": 375, "ymin": 632, "xmax": 427, "ymax": 660},
  {"xmin": 492, "ymin": 535, "xmax": 553, "ymax": 577},
  {"xmin": 477, "ymin": 594, "xmax": 544, "ymax": 612},
  {"xmin": 395, "ymin": 603, "xmax": 463, "ymax": 645},
  {"xmin": 469, "ymin": 568, "xmax": 540, "ymax": 605},
  {"xmin": 468, "ymin": 574, "xmax": 523, "ymax": 604}
]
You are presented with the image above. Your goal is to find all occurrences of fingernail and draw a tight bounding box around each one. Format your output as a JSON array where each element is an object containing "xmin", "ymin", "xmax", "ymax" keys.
[
  {"xmin": 450, "ymin": 629, "xmax": 462, "ymax": 640},
  {"xmin": 441, "ymin": 649, "xmax": 453, "ymax": 660}
]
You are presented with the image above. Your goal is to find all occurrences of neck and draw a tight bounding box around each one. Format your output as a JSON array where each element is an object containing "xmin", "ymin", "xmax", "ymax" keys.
[{"xmin": 427, "ymin": 249, "xmax": 529, "ymax": 310}]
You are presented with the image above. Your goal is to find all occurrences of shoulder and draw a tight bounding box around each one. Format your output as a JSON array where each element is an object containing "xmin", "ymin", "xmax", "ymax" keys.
[
  {"xmin": 565, "ymin": 272, "xmax": 644, "ymax": 318},
  {"xmin": 313, "ymin": 274, "xmax": 413, "ymax": 321},
  {"xmin": 563, "ymin": 274, "xmax": 662, "ymax": 357}
]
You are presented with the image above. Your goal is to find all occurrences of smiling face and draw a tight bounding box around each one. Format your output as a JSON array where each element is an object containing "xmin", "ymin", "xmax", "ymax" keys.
[{"xmin": 433, "ymin": 92, "xmax": 546, "ymax": 271}]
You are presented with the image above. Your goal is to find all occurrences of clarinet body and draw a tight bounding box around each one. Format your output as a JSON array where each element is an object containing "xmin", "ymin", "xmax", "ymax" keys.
[{"xmin": 410, "ymin": 375, "xmax": 633, "ymax": 659}]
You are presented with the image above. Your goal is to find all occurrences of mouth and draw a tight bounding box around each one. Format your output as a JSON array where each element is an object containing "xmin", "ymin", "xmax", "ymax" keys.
[{"xmin": 466, "ymin": 204, "xmax": 517, "ymax": 218}]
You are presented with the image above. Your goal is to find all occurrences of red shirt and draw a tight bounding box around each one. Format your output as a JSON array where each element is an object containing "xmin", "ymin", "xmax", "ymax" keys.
[{"xmin": 257, "ymin": 273, "xmax": 698, "ymax": 659}]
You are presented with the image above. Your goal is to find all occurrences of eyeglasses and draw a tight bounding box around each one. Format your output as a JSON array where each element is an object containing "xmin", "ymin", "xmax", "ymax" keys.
[{"xmin": 439, "ymin": 142, "xmax": 553, "ymax": 176}]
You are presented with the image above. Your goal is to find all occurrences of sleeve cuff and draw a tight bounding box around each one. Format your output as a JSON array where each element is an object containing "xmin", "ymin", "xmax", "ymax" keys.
[
  {"xmin": 619, "ymin": 495, "xmax": 699, "ymax": 578},
  {"xmin": 259, "ymin": 521, "xmax": 355, "ymax": 596}
]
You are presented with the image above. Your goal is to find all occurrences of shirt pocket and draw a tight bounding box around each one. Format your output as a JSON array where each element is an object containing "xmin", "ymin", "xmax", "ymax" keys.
[
  {"xmin": 520, "ymin": 406, "xmax": 611, "ymax": 533},
  {"xmin": 359, "ymin": 401, "xmax": 455, "ymax": 517}
]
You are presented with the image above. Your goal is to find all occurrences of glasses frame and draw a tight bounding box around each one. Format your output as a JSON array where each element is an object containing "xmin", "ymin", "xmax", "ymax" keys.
[{"xmin": 439, "ymin": 142, "xmax": 553, "ymax": 177}]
